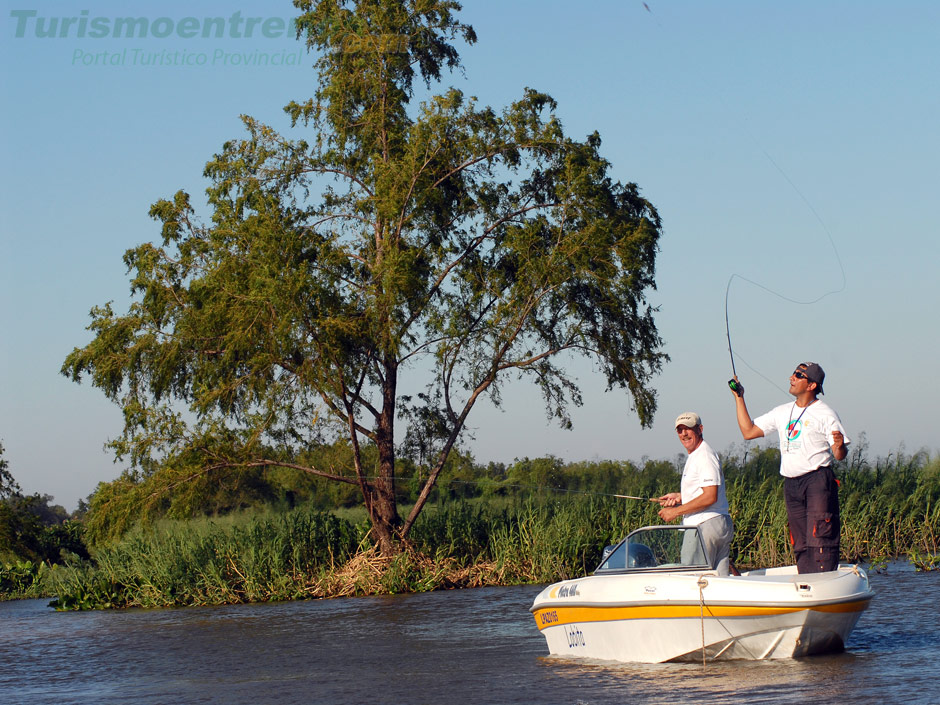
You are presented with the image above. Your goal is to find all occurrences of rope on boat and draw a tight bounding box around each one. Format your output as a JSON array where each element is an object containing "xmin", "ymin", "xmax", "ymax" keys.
[
  {"xmin": 697, "ymin": 577, "xmax": 708, "ymax": 667},
  {"xmin": 697, "ymin": 573, "xmax": 764, "ymax": 662}
]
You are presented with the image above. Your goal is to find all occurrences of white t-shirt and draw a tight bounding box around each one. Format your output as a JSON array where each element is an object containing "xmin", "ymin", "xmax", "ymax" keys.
[
  {"xmin": 754, "ymin": 399, "xmax": 850, "ymax": 478},
  {"xmin": 680, "ymin": 440, "xmax": 730, "ymax": 526}
]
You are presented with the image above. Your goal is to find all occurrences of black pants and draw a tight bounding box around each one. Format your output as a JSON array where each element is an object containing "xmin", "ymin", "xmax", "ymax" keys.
[{"xmin": 784, "ymin": 466, "xmax": 840, "ymax": 573}]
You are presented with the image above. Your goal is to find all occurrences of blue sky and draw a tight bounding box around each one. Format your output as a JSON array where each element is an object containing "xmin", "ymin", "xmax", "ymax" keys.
[{"xmin": 2, "ymin": 1, "xmax": 938, "ymax": 510}]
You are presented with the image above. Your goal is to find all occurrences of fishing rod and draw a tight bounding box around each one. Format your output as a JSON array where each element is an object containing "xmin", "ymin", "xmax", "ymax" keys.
[
  {"xmin": 725, "ymin": 277, "xmax": 742, "ymax": 396},
  {"xmin": 331, "ymin": 473, "xmax": 667, "ymax": 502},
  {"xmin": 724, "ymin": 276, "xmax": 789, "ymax": 397},
  {"xmin": 444, "ymin": 478, "xmax": 659, "ymax": 502}
]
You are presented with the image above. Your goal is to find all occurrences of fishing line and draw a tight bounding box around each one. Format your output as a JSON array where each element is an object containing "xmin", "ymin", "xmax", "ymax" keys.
[
  {"xmin": 640, "ymin": 2, "xmax": 848, "ymax": 392},
  {"xmin": 724, "ymin": 129, "xmax": 848, "ymax": 392},
  {"xmin": 724, "ymin": 191, "xmax": 847, "ymax": 394}
]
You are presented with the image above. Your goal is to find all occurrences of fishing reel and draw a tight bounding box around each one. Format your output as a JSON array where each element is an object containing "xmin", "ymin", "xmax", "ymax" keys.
[{"xmin": 728, "ymin": 379, "xmax": 744, "ymax": 397}]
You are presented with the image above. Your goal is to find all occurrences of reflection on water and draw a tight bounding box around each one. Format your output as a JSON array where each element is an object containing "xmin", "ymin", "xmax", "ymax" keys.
[
  {"xmin": 1, "ymin": 568, "xmax": 938, "ymax": 705},
  {"xmin": 539, "ymin": 652, "xmax": 866, "ymax": 704}
]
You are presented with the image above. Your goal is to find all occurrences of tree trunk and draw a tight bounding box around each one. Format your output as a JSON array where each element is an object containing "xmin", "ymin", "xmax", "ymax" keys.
[{"xmin": 370, "ymin": 356, "xmax": 401, "ymax": 556}]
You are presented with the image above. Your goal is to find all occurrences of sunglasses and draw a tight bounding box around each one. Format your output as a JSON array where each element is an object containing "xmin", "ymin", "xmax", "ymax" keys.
[{"xmin": 792, "ymin": 371, "xmax": 808, "ymax": 380}]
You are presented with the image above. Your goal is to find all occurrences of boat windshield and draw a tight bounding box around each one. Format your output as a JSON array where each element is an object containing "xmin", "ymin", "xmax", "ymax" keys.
[{"xmin": 595, "ymin": 525, "xmax": 710, "ymax": 573}]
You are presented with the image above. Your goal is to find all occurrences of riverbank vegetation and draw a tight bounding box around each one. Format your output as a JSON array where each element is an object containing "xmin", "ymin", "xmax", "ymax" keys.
[
  {"xmin": 3, "ymin": 443, "xmax": 938, "ymax": 609},
  {"xmin": 1, "ymin": 442, "xmax": 88, "ymax": 600}
]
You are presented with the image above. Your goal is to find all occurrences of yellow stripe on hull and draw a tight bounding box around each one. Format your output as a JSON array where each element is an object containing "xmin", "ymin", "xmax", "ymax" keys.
[{"xmin": 533, "ymin": 598, "xmax": 871, "ymax": 631}]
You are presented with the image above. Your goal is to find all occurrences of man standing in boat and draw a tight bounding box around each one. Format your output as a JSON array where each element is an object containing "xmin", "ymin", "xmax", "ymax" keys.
[
  {"xmin": 730, "ymin": 362, "xmax": 850, "ymax": 573},
  {"xmin": 657, "ymin": 412, "xmax": 734, "ymax": 575}
]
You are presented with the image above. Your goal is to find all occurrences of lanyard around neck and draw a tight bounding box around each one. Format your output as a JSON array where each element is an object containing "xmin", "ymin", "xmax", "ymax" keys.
[{"xmin": 786, "ymin": 400, "xmax": 816, "ymax": 450}]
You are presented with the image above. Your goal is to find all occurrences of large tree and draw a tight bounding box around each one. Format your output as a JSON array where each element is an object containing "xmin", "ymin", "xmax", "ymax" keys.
[{"xmin": 63, "ymin": 0, "xmax": 666, "ymax": 554}]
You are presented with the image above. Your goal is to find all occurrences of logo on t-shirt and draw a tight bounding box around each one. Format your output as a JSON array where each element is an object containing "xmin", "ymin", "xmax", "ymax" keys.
[{"xmin": 787, "ymin": 420, "xmax": 803, "ymax": 442}]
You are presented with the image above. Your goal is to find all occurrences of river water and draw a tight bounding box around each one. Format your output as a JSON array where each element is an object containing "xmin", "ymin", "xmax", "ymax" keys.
[{"xmin": 1, "ymin": 566, "xmax": 938, "ymax": 705}]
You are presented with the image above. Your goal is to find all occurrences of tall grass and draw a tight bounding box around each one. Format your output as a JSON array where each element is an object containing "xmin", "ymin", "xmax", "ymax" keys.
[
  {"xmin": 44, "ymin": 509, "xmax": 362, "ymax": 609},
  {"xmin": 838, "ymin": 450, "xmax": 940, "ymax": 563},
  {"xmin": 19, "ymin": 450, "xmax": 940, "ymax": 609},
  {"xmin": 724, "ymin": 475, "xmax": 791, "ymax": 567}
]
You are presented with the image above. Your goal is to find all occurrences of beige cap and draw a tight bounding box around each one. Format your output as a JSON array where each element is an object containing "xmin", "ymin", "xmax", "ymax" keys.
[{"xmin": 675, "ymin": 412, "xmax": 701, "ymax": 429}]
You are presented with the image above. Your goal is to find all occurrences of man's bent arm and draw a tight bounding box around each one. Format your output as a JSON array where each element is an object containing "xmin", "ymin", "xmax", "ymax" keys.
[{"xmin": 831, "ymin": 430, "xmax": 848, "ymax": 461}]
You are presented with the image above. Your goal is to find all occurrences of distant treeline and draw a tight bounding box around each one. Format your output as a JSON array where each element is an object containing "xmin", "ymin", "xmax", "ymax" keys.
[
  {"xmin": 74, "ymin": 442, "xmax": 689, "ymax": 547},
  {"xmin": 2, "ymin": 442, "xmax": 939, "ymax": 606},
  {"xmin": 1, "ymin": 438, "xmax": 87, "ymax": 594}
]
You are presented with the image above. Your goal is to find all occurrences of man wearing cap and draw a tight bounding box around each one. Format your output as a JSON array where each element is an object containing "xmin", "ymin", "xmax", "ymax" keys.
[
  {"xmin": 730, "ymin": 362, "xmax": 849, "ymax": 573},
  {"xmin": 657, "ymin": 412, "xmax": 734, "ymax": 575}
]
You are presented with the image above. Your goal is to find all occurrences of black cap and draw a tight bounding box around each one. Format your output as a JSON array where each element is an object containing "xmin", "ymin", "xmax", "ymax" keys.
[{"xmin": 797, "ymin": 362, "xmax": 825, "ymax": 394}]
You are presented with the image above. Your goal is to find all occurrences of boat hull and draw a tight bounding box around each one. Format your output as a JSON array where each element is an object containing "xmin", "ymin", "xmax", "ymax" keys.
[{"xmin": 532, "ymin": 565, "xmax": 873, "ymax": 663}]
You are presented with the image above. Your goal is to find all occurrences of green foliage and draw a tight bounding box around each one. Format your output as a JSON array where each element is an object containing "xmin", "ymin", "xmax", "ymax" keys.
[
  {"xmin": 0, "ymin": 442, "xmax": 88, "ymax": 566},
  {"xmin": 47, "ymin": 508, "xmax": 362, "ymax": 610},
  {"xmin": 76, "ymin": 446, "xmax": 675, "ymax": 547},
  {"xmin": 408, "ymin": 500, "xmax": 494, "ymax": 559},
  {"xmin": 481, "ymin": 456, "xmax": 680, "ymax": 503},
  {"xmin": 79, "ymin": 440, "xmax": 376, "ymax": 547},
  {"xmin": 0, "ymin": 442, "xmax": 19, "ymax": 499},
  {"xmin": 24, "ymin": 447, "xmax": 940, "ymax": 608},
  {"xmin": 419, "ymin": 496, "xmax": 664, "ymax": 583},
  {"xmin": 61, "ymin": 0, "xmax": 666, "ymax": 551},
  {"xmin": 837, "ymin": 449, "xmax": 940, "ymax": 564},
  {"xmin": 0, "ymin": 560, "xmax": 48, "ymax": 600},
  {"xmin": 0, "ymin": 455, "xmax": 87, "ymax": 600},
  {"xmin": 0, "ymin": 505, "xmax": 89, "ymax": 568}
]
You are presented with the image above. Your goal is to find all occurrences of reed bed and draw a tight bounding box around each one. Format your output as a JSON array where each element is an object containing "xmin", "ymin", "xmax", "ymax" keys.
[
  {"xmin": 15, "ymin": 450, "xmax": 940, "ymax": 609},
  {"xmin": 43, "ymin": 509, "xmax": 362, "ymax": 609}
]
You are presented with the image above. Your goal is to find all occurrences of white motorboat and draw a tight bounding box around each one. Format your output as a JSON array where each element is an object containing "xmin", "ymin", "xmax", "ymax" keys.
[{"xmin": 531, "ymin": 525, "xmax": 873, "ymax": 663}]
